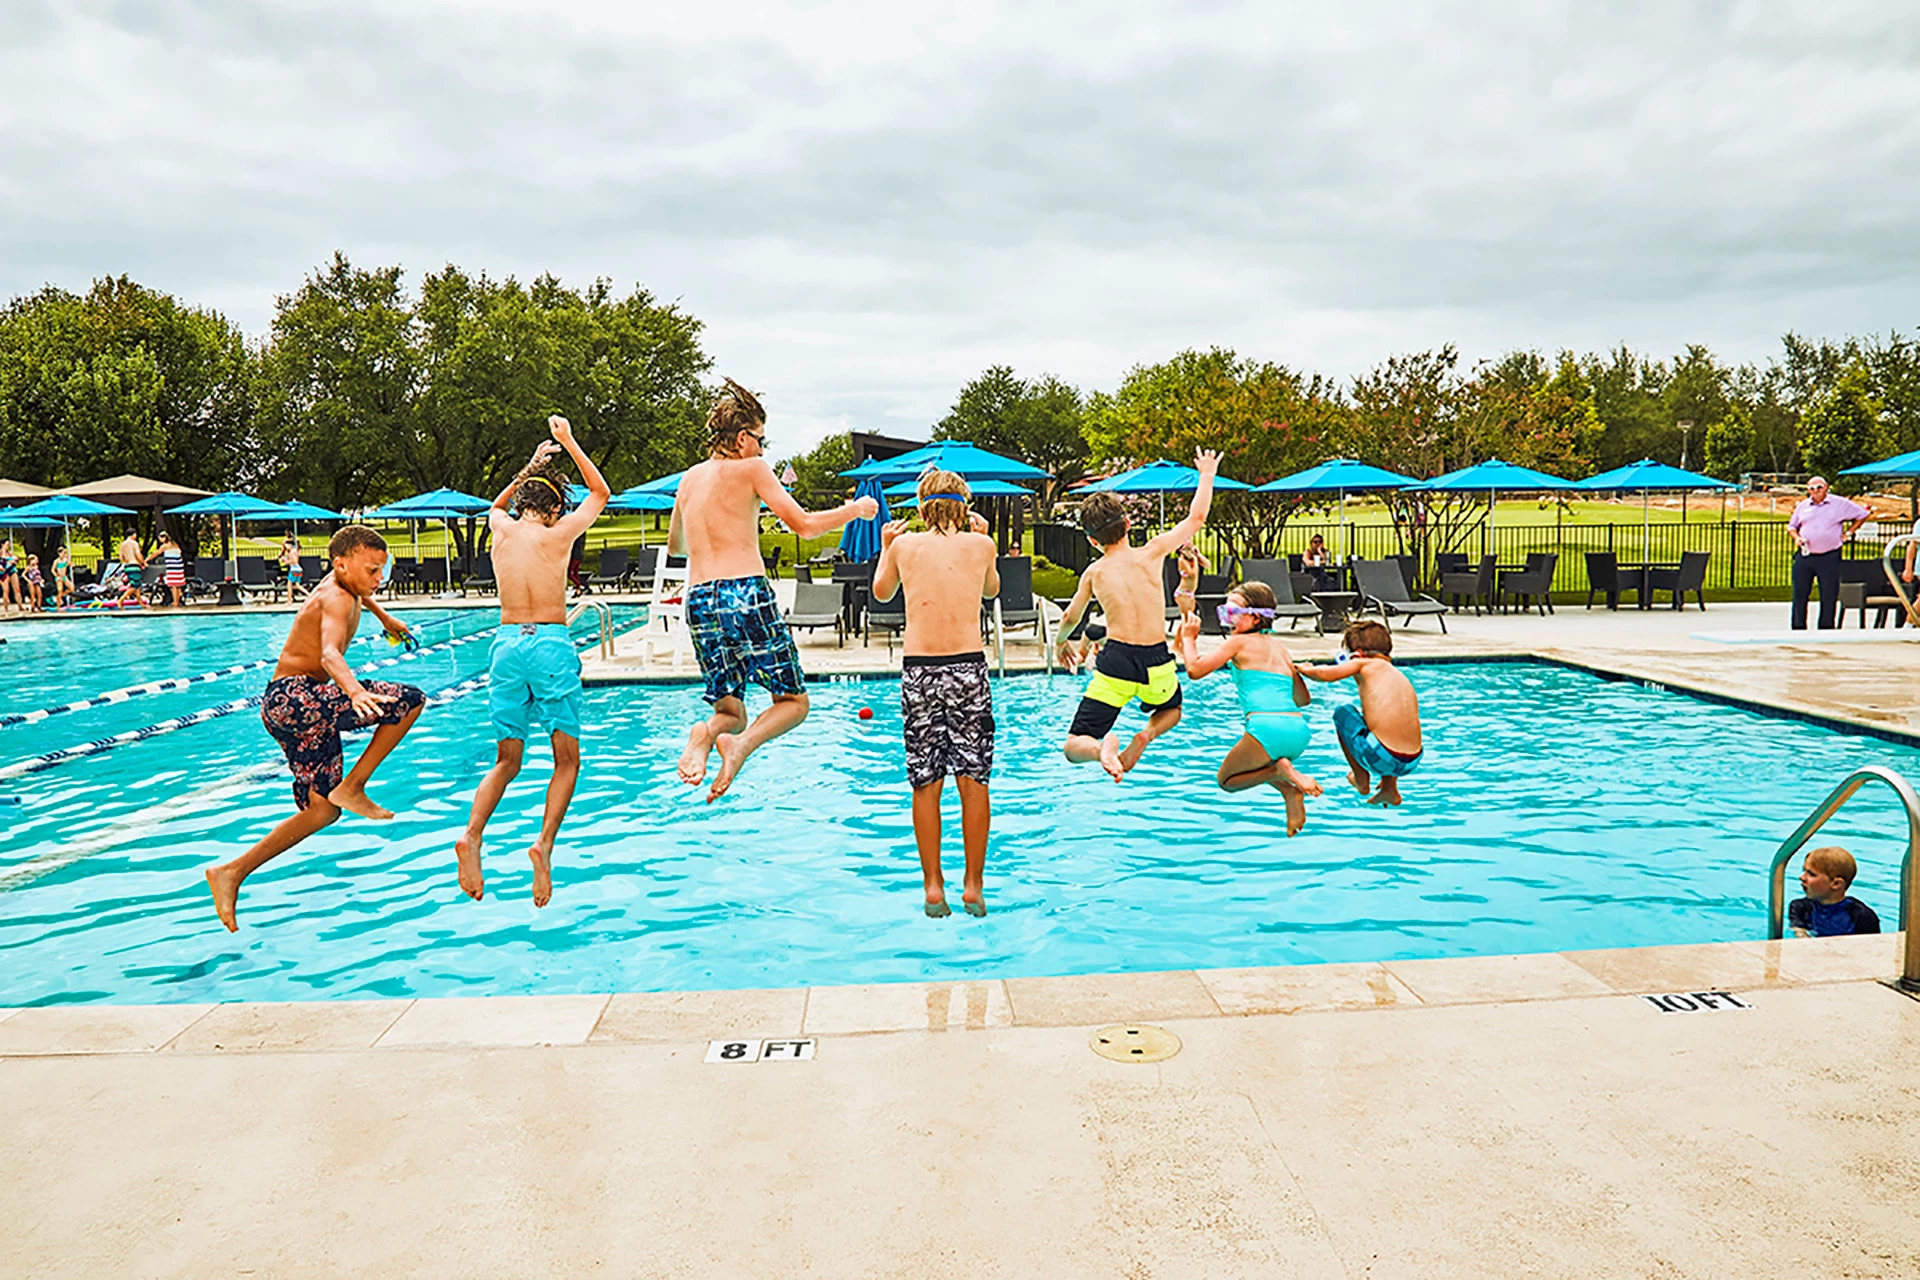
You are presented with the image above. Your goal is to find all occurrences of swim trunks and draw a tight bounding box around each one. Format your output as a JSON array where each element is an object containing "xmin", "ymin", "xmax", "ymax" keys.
[
  {"xmin": 260, "ymin": 675, "xmax": 425, "ymax": 809},
  {"xmin": 685, "ymin": 575, "xmax": 805, "ymax": 705},
  {"xmin": 123, "ymin": 565, "xmax": 142, "ymax": 587},
  {"xmin": 900, "ymin": 652, "xmax": 994, "ymax": 789},
  {"xmin": 1333, "ymin": 702, "xmax": 1421, "ymax": 779},
  {"xmin": 487, "ymin": 622, "xmax": 584, "ymax": 742},
  {"xmin": 1069, "ymin": 638, "xmax": 1182, "ymax": 739}
]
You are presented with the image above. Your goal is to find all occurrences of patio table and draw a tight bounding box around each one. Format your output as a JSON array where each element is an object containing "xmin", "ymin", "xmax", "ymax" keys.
[
  {"xmin": 1307, "ymin": 591, "xmax": 1359, "ymax": 635},
  {"xmin": 1619, "ymin": 563, "xmax": 1679, "ymax": 610}
]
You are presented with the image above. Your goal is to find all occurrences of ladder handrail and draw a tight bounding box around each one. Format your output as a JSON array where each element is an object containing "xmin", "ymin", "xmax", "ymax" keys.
[
  {"xmin": 1767, "ymin": 764, "xmax": 1920, "ymax": 991},
  {"xmin": 1880, "ymin": 531, "xmax": 1920, "ymax": 627},
  {"xmin": 566, "ymin": 599, "xmax": 614, "ymax": 660}
]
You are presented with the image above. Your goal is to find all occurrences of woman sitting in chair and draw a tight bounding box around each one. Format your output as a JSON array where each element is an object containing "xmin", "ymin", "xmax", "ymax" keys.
[{"xmin": 1302, "ymin": 534, "xmax": 1336, "ymax": 590}]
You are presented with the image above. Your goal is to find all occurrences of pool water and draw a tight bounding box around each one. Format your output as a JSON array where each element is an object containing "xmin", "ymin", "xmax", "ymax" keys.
[{"xmin": 0, "ymin": 614, "xmax": 1912, "ymax": 1006}]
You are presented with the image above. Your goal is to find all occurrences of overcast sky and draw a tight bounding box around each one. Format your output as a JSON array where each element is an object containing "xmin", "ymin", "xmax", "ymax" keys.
[{"xmin": 4, "ymin": 1, "xmax": 1918, "ymax": 452}]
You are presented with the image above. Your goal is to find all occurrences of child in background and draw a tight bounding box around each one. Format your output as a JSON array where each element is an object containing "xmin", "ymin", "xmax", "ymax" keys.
[
  {"xmin": 1300, "ymin": 620, "xmax": 1423, "ymax": 806},
  {"xmin": 1173, "ymin": 543, "xmax": 1210, "ymax": 623},
  {"xmin": 869, "ymin": 469, "xmax": 1001, "ymax": 917},
  {"xmin": 1177, "ymin": 581, "xmax": 1323, "ymax": 836},
  {"xmin": 53, "ymin": 545, "xmax": 73, "ymax": 609},
  {"xmin": 0, "ymin": 539, "xmax": 19, "ymax": 613},
  {"xmin": 24, "ymin": 555, "xmax": 44, "ymax": 611},
  {"xmin": 280, "ymin": 533, "xmax": 305, "ymax": 603},
  {"xmin": 1789, "ymin": 846, "xmax": 1882, "ymax": 937}
]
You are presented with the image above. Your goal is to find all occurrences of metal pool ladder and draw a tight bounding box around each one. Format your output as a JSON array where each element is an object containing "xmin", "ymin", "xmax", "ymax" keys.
[
  {"xmin": 567, "ymin": 599, "xmax": 614, "ymax": 660},
  {"xmin": 1767, "ymin": 764, "xmax": 1920, "ymax": 992}
]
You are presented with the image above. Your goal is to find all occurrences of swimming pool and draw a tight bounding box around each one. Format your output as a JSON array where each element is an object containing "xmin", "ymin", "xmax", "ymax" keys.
[{"xmin": 0, "ymin": 616, "xmax": 1912, "ymax": 1007}]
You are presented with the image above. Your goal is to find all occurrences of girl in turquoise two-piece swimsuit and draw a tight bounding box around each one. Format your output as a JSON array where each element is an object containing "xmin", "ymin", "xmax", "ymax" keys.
[{"xmin": 1174, "ymin": 580, "xmax": 1324, "ymax": 837}]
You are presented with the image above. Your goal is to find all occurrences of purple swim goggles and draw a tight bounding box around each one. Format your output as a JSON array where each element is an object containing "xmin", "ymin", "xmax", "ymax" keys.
[{"xmin": 1216, "ymin": 603, "xmax": 1276, "ymax": 627}]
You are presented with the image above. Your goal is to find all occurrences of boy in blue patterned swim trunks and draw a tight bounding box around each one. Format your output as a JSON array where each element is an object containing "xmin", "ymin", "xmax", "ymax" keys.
[
  {"xmin": 455, "ymin": 415, "xmax": 610, "ymax": 907},
  {"xmin": 1300, "ymin": 620, "xmax": 1423, "ymax": 807},
  {"xmin": 671, "ymin": 379, "xmax": 878, "ymax": 802}
]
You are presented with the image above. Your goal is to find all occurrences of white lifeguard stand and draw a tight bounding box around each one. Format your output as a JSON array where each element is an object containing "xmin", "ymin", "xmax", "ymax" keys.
[{"xmin": 640, "ymin": 553, "xmax": 694, "ymax": 668}]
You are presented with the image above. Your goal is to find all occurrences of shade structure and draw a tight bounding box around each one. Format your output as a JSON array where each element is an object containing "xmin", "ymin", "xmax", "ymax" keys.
[
  {"xmin": 1842, "ymin": 449, "xmax": 1920, "ymax": 478},
  {"xmin": 837, "ymin": 477, "xmax": 891, "ymax": 562},
  {"xmin": 2, "ymin": 514, "xmax": 62, "ymax": 528},
  {"xmin": 266, "ymin": 499, "xmax": 345, "ymax": 521},
  {"xmin": 605, "ymin": 488, "xmax": 677, "ymax": 513},
  {"xmin": 882, "ymin": 478, "xmax": 1035, "ymax": 498},
  {"xmin": 61, "ymin": 474, "xmax": 210, "ymax": 509},
  {"xmin": 1079, "ymin": 458, "xmax": 1251, "ymax": 528},
  {"xmin": 0, "ymin": 478, "xmax": 54, "ymax": 505},
  {"xmin": 1255, "ymin": 458, "xmax": 1419, "ymax": 559},
  {"xmin": 841, "ymin": 441, "xmax": 1051, "ymax": 483},
  {"xmin": 1577, "ymin": 459, "xmax": 1736, "ymax": 562},
  {"xmin": 1411, "ymin": 459, "xmax": 1578, "ymax": 556}
]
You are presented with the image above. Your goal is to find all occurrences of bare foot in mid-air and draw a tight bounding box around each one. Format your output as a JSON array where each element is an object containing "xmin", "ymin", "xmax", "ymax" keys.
[
  {"xmin": 961, "ymin": 886, "xmax": 987, "ymax": 917},
  {"xmin": 528, "ymin": 841, "xmax": 553, "ymax": 907},
  {"xmin": 1099, "ymin": 734, "xmax": 1126, "ymax": 782},
  {"xmin": 1280, "ymin": 762, "xmax": 1323, "ymax": 798},
  {"xmin": 205, "ymin": 865, "xmax": 242, "ymax": 932},
  {"xmin": 454, "ymin": 832, "xmax": 485, "ymax": 901},
  {"xmin": 924, "ymin": 888, "xmax": 951, "ymax": 918},
  {"xmin": 1346, "ymin": 768, "xmax": 1370, "ymax": 796},
  {"xmin": 1278, "ymin": 784, "xmax": 1307, "ymax": 837},
  {"xmin": 324, "ymin": 782, "xmax": 393, "ymax": 821},
  {"xmin": 678, "ymin": 724, "xmax": 712, "ymax": 786},
  {"xmin": 1370, "ymin": 779, "xmax": 1403, "ymax": 807},
  {"xmin": 1117, "ymin": 730, "xmax": 1153, "ymax": 774},
  {"xmin": 707, "ymin": 732, "xmax": 750, "ymax": 803}
]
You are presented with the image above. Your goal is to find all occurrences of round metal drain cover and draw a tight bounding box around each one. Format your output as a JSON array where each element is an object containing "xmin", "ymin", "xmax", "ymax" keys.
[{"xmin": 1090, "ymin": 1024, "xmax": 1181, "ymax": 1063}]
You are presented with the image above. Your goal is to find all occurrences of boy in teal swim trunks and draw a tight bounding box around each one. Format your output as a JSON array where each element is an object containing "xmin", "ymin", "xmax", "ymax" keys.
[
  {"xmin": 1177, "ymin": 580, "xmax": 1323, "ymax": 836},
  {"xmin": 1056, "ymin": 449, "xmax": 1220, "ymax": 781},
  {"xmin": 1300, "ymin": 620, "xmax": 1423, "ymax": 807},
  {"xmin": 454, "ymin": 415, "xmax": 609, "ymax": 906}
]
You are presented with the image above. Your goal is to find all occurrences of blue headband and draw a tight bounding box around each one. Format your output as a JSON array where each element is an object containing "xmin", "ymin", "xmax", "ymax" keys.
[{"xmin": 922, "ymin": 493, "xmax": 968, "ymax": 502}]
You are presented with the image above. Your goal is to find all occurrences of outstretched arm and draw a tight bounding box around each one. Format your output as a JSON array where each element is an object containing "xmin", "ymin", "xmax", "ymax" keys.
[
  {"xmin": 547, "ymin": 416, "xmax": 611, "ymax": 541},
  {"xmin": 1179, "ymin": 616, "xmax": 1238, "ymax": 679},
  {"xmin": 1298, "ymin": 657, "xmax": 1363, "ymax": 683},
  {"xmin": 1143, "ymin": 449, "xmax": 1222, "ymax": 560},
  {"xmin": 753, "ymin": 463, "xmax": 878, "ymax": 539}
]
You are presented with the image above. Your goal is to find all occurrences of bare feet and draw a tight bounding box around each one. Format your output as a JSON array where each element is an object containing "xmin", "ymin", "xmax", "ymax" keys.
[
  {"xmin": 678, "ymin": 723, "xmax": 713, "ymax": 786},
  {"xmin": 707, "ymin": 732, "xmax": 749, "ymax": 803},
  {"xmin": 961, "ymin": 887, "xmax": 987, "ymax": 917},
  {"xmin": 924, "ymin": 891, "xmax": 951, "ymax": 918},
  {"xmin": 1370, "ymin": 779, "xmax": 1403, "ymax": 807},
  {"xmin": 454, "ymin": 832, "xmax": 484, "ymax": 901},
  {"xmin": 1098, "ymin": 734, "xmax": 1125, "ymax": 782},
  {"xmin": 1345, "ymin": 768, "xmax": 1371, "ymax": 796},
  {"xmin": 324, "ymin": 782, "xmax": 393, "ymax": 821},
  {"xmin": 528, "ymin": 841, "xmax": 553, "ymax": 907},
  {"xmin": 1118, "ymin": 731, "xmax": 1152, "ymax": 774},
  {"xmin": 1281, "ymin": 762, "xmax": 1324, "ymax": 798},
  {"xmin": 205, "ymin": 864, "xmax": 241, "ymax": 932},
  {"xmin": 1279, "ymin": 785, "xmax": 1307, "ymax": 837}
]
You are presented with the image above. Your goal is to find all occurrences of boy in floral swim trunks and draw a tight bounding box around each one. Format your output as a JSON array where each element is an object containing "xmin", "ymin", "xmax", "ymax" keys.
[
  {"xmin": 204, "ymin": 524, "xmax": 424, "ymax": 931},
  {"xmin": 1299, "ymin": 620, "xmax": 1423, "ymax": 807},
  {"xmin": 871, "ymin": 469, "xmax": 1001, "ymax": 917},
  {"xmin": 670, "ymin": 378, "xmax": 878, "ymax": 802}
]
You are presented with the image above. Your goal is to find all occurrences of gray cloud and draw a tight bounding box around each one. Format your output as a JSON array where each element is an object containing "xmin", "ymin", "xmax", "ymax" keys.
[{"xmin": 4, "ymin": 0, "xmax": 1918, "ymax": 451}]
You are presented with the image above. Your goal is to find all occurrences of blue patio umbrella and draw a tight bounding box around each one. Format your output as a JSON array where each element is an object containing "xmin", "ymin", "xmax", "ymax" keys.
[
  {"xmin": 1578, "ymin": 459, "xmax": 1736, "ymax": 561},
  {"xmin": 841, "ymin": 441, "xmax": 1051, "ymax": 483},
  {"xmin": 1079, "ymin": 458, "xmax": 1252, "ymax": 527},
  {"xmin": 364, "ymin": 489, "xmax": 491, "ymax": 589},
  {"xmin": 1411, "ymin": 459, "xmax": 1579, "ymax": 555},
  {"xmin": 269, "ymin": 499, "xmax": 345, "ymax": 521},
  {"xmin": 628, "ymin": 470, "xmax": 686, "ymax": 494},
  {"xmin": 8, "ymin": 493, "xmax": 138, "ymax": 570},
  {"xmin": 605, "ymin": 489, "xmax": 677, "ymax": 513},
  {"xmin": 1842, "ymin": 449, "xmax": 1920, "ymax": 477},
  {"xmin": 837, "ymin": 477, "xmax": 891, "ymax": 563},
  {"xmin": 173, "ymin": 491, "xmax": 289, "ymax": 577},
  {"xmin": 1256, "ymin": 458, "xmax": 1418, "ymax": 558}
]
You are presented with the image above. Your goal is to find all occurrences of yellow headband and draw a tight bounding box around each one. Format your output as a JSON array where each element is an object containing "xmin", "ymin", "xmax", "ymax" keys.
[{"xmin": 524, "ymin": 475, "xmax": 565, "ymax": 504}]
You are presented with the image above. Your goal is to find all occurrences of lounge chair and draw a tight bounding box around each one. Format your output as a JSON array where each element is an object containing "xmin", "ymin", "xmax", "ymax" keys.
[
  {"xmin": 234, "ymin": 556, "xmax": 277, "ymax": 599},
  {"xmin": 865, "ymin": 582, "xmax": 907, "ymax": 655},
  {"xmin": 795, "ymin": 563, "xmax": 813, "ymax": 584},
  {"xmin": 1647, "ymin": 550, "xmax": 1709, "ymax": 612},
  {"xmin": 1584, "ymin": 552, "xmax": 1633, "ymax": 610},
  {"xmin": 1235, "ymin": 559, "xmax": 1323, "ymax": 630},
  {"xmin": 987, "ymin": 556, "xmax": 1054, "ymax": 661},
  {"xmin": 588, "ymin": 547, "xmax": 629, "ymax": 591},
  {"xmin": 1501, "ymin": 553, "xmax": 1559, "ymax": 616},
  {"xmin": 300, "ymin": 555, "xmax": 323, "ymax": 582},
  {"xmin": 785, "ymin": 581, "xmax": 846, "ymax": 647},
  {"xmin": 1352, "ymin": 558, "xmax": 1449, "ymax": 633},
  {"xmin": 1440, "ymin": 555, "xmax": 1497, "ymax": 615},
  {"xmin": 465, "ymin": 552, "xmax": 496, "ymax": 596}
]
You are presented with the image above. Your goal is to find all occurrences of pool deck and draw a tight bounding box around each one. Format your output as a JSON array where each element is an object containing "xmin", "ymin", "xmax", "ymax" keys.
[{"xmin": 9, "ymin": 599, "xmax": 1920, "ymax": 1276}]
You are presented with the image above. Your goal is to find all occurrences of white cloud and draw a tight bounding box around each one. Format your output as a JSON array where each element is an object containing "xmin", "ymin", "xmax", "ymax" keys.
[{"xmin": 4, "ymin": 0, "xmax": 1918, "ymax": 452}]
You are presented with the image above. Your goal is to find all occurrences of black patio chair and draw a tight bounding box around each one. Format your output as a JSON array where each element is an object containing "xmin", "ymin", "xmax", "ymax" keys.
[
  {"xmin": 588, "ymin": 547, "xmax": 629, "ymax": 591},
  {"xmin": 234, "ymin": 556, "xmax": 277, "ymax": 599},
  {"xmin": 632, "ymin": 546, "xmax": 659, "ymax": 590},
  {"xmin": 785, "ymin": 580, "xmax": 845, "ymax": 647},
  {"xmin": 1500, "ymin": 552, "xmax": 1559, "ymax": 616},
  {"xmin": 465, "ymin": 552, "xmax": 496, "ymax": 595},
  {"xmin": 1160, "ymin": 557, "xmax": 1187, "ymax": 628},
  {"xmin": 832, "ymin": 561, "xmax": 873, "ymax": 634},
  {"xmin": 1647, "ymin": 550, "xmax": 1709, "ymax": 612},
  {"xmin": 1236, "ymin": 559, "xmax": 1322, "ymax": 630},
  {"xmin": 1435, "ymin": 552, "xmax": 1469, "ymax": 578},
  {"xmin": 1584, "ymin": 551, "xmax": 1632, "ymax": 610},
  {"xmin": 991, "ymin": 556, "xmax": 1044, "ymax": 641},
  {"xmin": 762, "ymin": 545, "xmax": 784, "ymax": 577},
  {"xmin": 1352, "ymin": 558, "xmax": 1449, "ymax": 633},
  {"xmin": 865, "ymin": 581, "xmax": 907, "ymax": 655},
  {"xmin": 1439, "ymin": 555, "xmax": 1497, "ymax": 615},
  {"xmin": 795, "ymin": 562, "xmax": 813, "ymax": 584}
]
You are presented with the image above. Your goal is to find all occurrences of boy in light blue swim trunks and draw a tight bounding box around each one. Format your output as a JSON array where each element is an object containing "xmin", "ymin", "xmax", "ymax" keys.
[
  {"xmin": 1177, "ymin": 580, "xmax": 1324, "ymax": 836},
  {"xmin": 455, "ymin": 415, "xmax": 609, "ymax": 907},
  {"xmin": 1300, "ymin": 620, "xmax": 1423, "ymax": 807}
]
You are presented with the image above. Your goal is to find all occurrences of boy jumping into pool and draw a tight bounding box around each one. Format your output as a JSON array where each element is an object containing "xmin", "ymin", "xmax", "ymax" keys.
[
  {"xmin": 672, "ymin": 378, "xmax": 878, "ymax": 801},
  {"xmin": 205, "ymin": 525, "xmax": 424, "ymax": 931},
  {"xmin": 1177, "ymin": 580, "xmax": 1323, "ymax": 836},
  {"xmin": 871, "ymin": 469, "xmax": 1001, "ymax": 917},
  {"xmin": 1055, "ymin": 449, "xmax": 1220, "ymax": 781},
  {"xmin": 454, "ymin": 415, "xmax": 610, "ymax": 907},
  {"xmin": 1300, "ymin": 620, "xmax": 1423, "ymax": 806}
]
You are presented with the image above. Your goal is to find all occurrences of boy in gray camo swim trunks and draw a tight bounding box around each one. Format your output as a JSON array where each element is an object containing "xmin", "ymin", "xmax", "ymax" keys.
[
  {"xmin": 871, "ymin": 469, "xmax": 1001, "ymax": 917},
  {"xmin": 670, "ymin": 379, "xmax": 877, "ymax": 802}
]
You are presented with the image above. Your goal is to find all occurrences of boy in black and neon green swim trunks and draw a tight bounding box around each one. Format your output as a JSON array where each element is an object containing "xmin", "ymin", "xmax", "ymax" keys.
[{"xmin": 1056, "ymin": 449, "xmax": 1221, "ymax": 781}]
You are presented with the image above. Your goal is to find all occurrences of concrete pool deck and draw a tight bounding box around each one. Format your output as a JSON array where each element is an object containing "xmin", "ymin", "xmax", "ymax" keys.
[{"xmin": 9, "ymin": 598, "xmax": 1920, "ymax": 1275}]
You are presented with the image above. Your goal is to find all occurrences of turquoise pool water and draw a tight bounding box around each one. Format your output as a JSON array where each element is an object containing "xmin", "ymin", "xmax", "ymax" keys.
[{"xmin": 0, "ymin": 613, "xmax": 1912, "ymax": 1006}]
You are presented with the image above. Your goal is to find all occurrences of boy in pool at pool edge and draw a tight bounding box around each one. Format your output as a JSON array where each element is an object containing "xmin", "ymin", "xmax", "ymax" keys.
[
  {"xmin": 204, "ymin": 524, "xmax": 424, "ymax": 931},
  {"xmin": 453, "ymin": 414, "xmax": 610, "ymax": 907},
  {"xmin": 1055, "ymin": 449, "xmax": 1220, "ymax": 781},
  {"xmin": 1299, "ymin": 620, "xmax": 1423, "ymax": 807},
  {"xmin": 1177, "ymin": 581, "xmax": 1324, "ymax": 836},
  {"xmin": 870, "ymin": 469, "xmax": 1001, "ymax": 917}
]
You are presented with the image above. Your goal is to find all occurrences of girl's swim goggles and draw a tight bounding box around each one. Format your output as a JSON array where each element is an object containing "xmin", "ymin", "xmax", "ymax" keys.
[{"xmin": 1216, "ymin": 603, "xmax": 1276, "ymax": 626}]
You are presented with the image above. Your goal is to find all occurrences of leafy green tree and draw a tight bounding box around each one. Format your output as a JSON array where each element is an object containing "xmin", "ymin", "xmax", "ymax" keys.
[
  {"xmin": 934, "ymin": 366, "xmax": 1089, "ymax": 513},
  {"xmin": 1798, "ymin": 364, "xmax": 1880, "ymax": 489},
  {"xmin": 1662, "ymin": 344, "xmax": 1731, "ymax": 468},
  {"xmin": 1702, "ymin": 406, "xmax": 1757, "ymax": 480},
  {"xmin": 1581, "ymin": 345, "xmax": 1672, "ymax": 470},
  {"xmin": 779, "ymin": 432, "xmax": 855, "ymax": 501}
]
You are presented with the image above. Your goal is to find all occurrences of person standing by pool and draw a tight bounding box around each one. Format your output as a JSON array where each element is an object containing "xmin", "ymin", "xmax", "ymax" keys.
[
  {"xmin": 117, "ymin": 530, "xmax": 147, "ymax": 605},
  {"xmin": 158, "ymin": 531, "xmax": 186, "ymax": 608},
  {"xmin": 24, "ymin": 553, "xmax": 44, "ymax": 611},
  {"xmin": 1056, "ymin": 449, "xmax": 1221, "ymax": 781},
  {"xmin": 1788, "ymin": 476, "xmax": 1869, "ymax": 630},
  {"xmin": 204, "ymin": 524, "xmax": 424, "ymax": 932},
  {"xmin": 671, "ymin": 378, "xmax": 878, "ymax": 802},
  {"xmin": 279, "ymin": 532, "xmax": 305, "ymax": 603},
  {"xmin": 0, "ymin": 538, "xmax": 19, "ymax": 614},
  {"xmin": 870, "ymin": 469, "xmax": 1001, "ymax": 917},
  {"xmin": 453, "ymin": 415, "xmax": 609, "ymax": 907},
  {"xmin": 52, "ymin": 543, "xmax": 73, "ymax": 609}
]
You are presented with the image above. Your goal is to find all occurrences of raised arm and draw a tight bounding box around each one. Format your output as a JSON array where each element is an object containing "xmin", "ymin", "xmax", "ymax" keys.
[
  {"xmin": 1143, "ymin": 448, "xmax": 1222, "ymax": 559},
  {"xmin": 547, "ymin": 415, "xmax": 611, "ymax": 541},
  {"xmin": 871, "ymin": 521, "xmax": 908, "ymax": 602},
  {"xmin": 1178, "ymin": 615, "xmax": 1238, "ymax": 679},
  {"xmin": 752, "ymin": 462, "xmax": 878, "ymax": 539}
]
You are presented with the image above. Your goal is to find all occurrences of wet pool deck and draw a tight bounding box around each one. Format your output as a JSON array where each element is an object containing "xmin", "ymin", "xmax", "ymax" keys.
[{"xmin": 8, "ymin": 599, "xmax": 1920, "ymax": 1276}]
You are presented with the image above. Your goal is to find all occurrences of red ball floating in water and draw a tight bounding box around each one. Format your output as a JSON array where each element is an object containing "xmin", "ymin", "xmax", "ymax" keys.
[{"xmin": 858, "ymin": 707, "xmax": 874, "ymax": 720}]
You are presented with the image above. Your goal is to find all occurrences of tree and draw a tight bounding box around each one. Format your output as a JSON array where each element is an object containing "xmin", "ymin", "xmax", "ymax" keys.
[
  {"xmin": 1702, "ymin": 406, "xmax": 1756, "ymax": 481},
  {"xmin": 934, "ymin": 366, "xmax": 1089, "ymax": 513},
  {"xmin": 1798, "ymin": 364, "xmax": 1880, "ymax": 489},
  {"xmin": 779, "ymin": 432, "xmax": 855, "ymax": 501}
]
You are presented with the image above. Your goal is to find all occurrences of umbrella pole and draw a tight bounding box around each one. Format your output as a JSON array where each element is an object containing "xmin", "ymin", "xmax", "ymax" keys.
[{"xmin": 1642, "ymin": 490, "xmax": 1651, "ymax": 563}]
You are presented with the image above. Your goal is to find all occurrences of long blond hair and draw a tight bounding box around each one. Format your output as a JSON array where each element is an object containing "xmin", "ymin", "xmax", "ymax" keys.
[{"xmin": 917, "ymin": 469, "xmax": 972, "ymax": 534}]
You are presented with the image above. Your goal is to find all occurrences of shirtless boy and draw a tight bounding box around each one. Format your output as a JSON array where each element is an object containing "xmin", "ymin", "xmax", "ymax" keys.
[
  {"xmin": 1299, "ymin": 620, "xmax": 1423, "ymax": 806},
  {"xmin": 1056, "ymin": 449, "xmax": 1221, "ymax": 780},
  {"xmin": 454, "ymin": 415, "xmax": 610, "ymax": 907},
  {"xmin": 205, "ymin": 525, "xmax": 425, "ymax": 930},
  {"xmin": 671, "ymin": 379, "xmax": 878, "ymax": 801},
  {"xmin": 870, "ymin": 469, "xmax": 1001, "ymax": 917},
  {"xmin": 117, "ymin": 531, "xmax": 147, "ymax": 605}
]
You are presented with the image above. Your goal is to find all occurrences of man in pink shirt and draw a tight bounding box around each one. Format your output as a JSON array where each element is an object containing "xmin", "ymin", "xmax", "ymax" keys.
[{"xmin": 1787, "ymin": 476, "xmax": 1870, "ymax": 629}]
